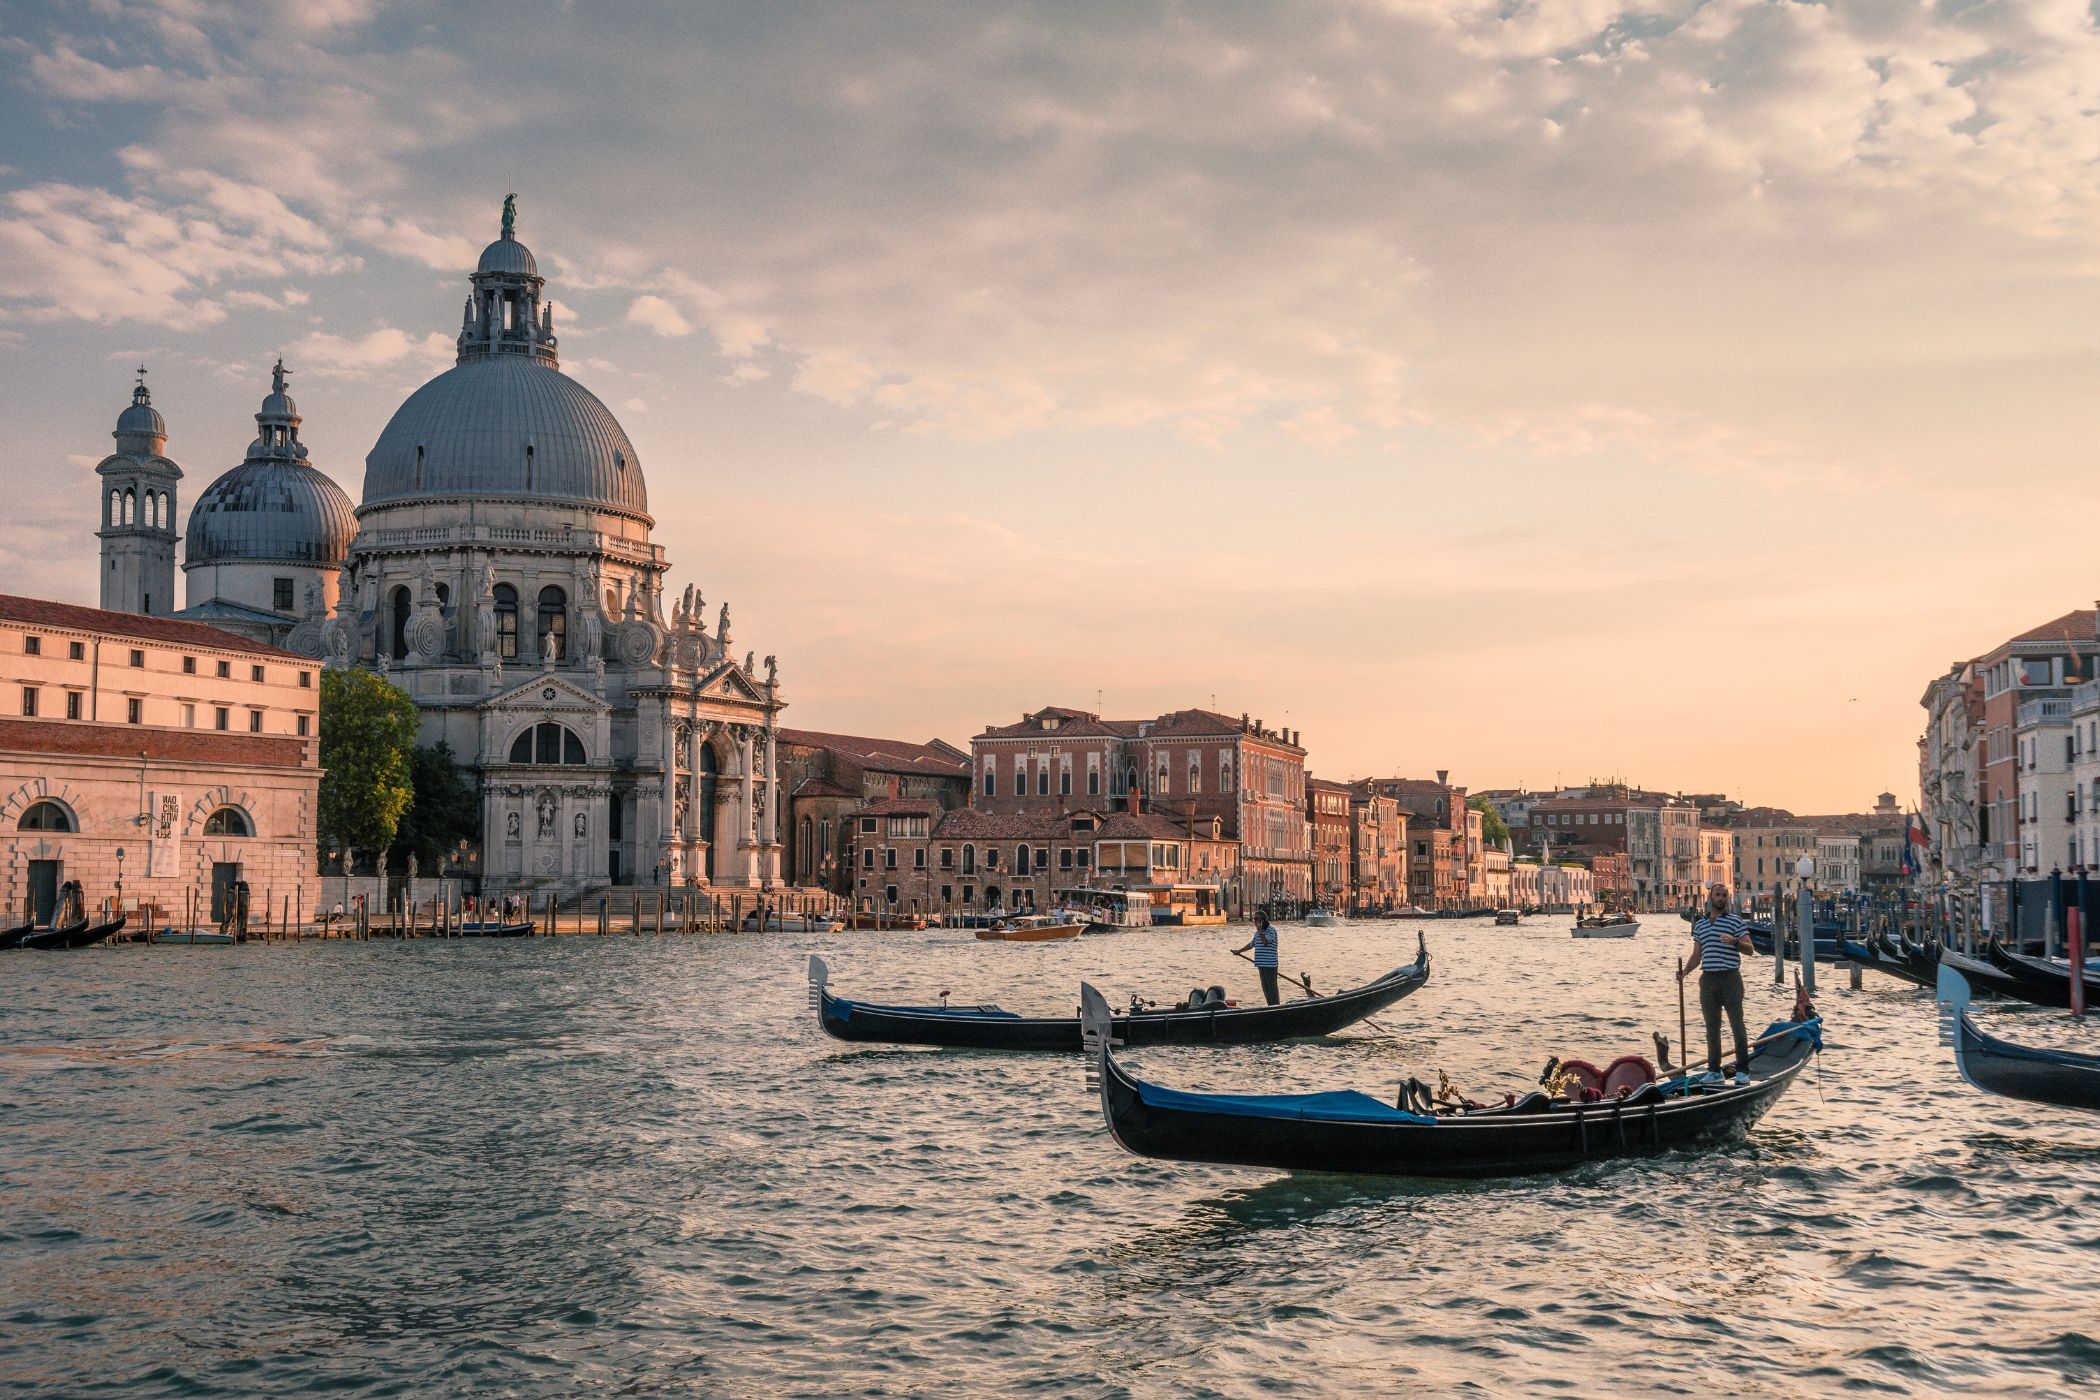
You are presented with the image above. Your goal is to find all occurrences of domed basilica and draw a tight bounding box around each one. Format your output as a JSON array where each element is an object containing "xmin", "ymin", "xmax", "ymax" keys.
[{"xmin": 95, "ymin": 201, "xmax": 787, "ymax": 893}]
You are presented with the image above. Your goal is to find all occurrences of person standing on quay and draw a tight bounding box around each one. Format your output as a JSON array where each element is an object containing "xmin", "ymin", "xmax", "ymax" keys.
[
  {"xmin": 1681, "ymin": 883, "xmax": 1757, "ymax": 1084},
  {"xmin": 1236, "ymin": 913, "xmax": 1281, "ymax": 1005}
]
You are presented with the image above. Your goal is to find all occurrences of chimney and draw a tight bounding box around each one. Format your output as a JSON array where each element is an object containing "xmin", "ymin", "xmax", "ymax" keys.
[{"xmin": 1436, "ymin": 769, "xmax": 1448, "ymax": 785}]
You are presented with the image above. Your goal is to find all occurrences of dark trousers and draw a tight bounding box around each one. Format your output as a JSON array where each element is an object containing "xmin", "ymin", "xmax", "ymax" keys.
[
  {"xmin": 1258, "ymin": 967, "xmax": 1279, "ymax": 1006},
  {"xmin": 1699, "ymin": 969, "xmax": 1749, "ymax": 1073}
]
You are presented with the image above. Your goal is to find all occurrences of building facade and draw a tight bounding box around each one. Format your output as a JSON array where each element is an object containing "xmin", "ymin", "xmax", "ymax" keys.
[
  {"xmin": 1348, "ymin": 785, "xmax": 1408, "ymax": 912},
  {"xmin": 779, "ymin": 729, "xmax": 970, "ymax": 892},
  {"xmin": 0, "ymin": 596, "xmax": 319, "ymax": 924},
  {"xmin": 1308, "ymin": 777, "xmax": 1352, "ymax": 910}
]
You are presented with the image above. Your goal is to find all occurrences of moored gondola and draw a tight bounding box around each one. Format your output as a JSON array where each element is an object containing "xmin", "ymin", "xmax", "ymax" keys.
[
  {"xmin": 1938, "ymin": 946, "xmax": 2026, "ymax": 1000},
  {"xmin": 20, "ymin": 913, "xmax": 127, "ymax": 950},
  {"xmin": 1937, "ymin": 966, "xmax": 2100, "ymax": 1114},
  {"xmin": 1077, "ymin": 983, "xmax": 1821, "ymax": 1178},
  {"xmin": 1837, "ymin": 933, "xmax": 1933, "ymax": 988},
  {"xmin": 457, "ymin": 920, "xmax": 535, "ymax": 938},
  {"xmin": 0, "ymin": 918, "xmax": 35, "ymax": 950},
  {"xmin": 1981, "ymin": 939, "xmax": 2100, "ymax": 1010},
  {"xmin": 809, "ymin": 934, "xmax": 1430, "ymax": 1051}
]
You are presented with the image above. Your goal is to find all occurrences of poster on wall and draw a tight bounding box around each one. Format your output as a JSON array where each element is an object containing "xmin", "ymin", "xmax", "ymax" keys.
[{"xmin": 148, "ymin": 792, "xmax": 181, "ymax": 875}]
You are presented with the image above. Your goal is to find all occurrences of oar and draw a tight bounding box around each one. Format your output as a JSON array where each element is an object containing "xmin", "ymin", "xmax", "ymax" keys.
[
  {"xmin": 1231, "ymin": 950, "xmax": 1395, "ymax": 1033},
  {"xmin": 1676, "ymin": 958, "xmax": 1690, "ymax": 1077}
]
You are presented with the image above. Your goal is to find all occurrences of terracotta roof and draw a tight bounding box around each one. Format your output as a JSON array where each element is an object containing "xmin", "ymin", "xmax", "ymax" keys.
[
  {"xmin": 1306, "ymin": 776, "xmax": 1352, "ymax": 794},
  {"xmin": 0, "ymin": 594, "xmax": 304, "ymax": 660},
  {"xmin": 975, "ymin": 707, "xmax": 1139, "ymax": 741},
  {"xmin": 0, "ymin": 718, "xmax": 312, "ymax": 769},
  {"xmin": 850, "ymin": 797, "xmax": 944, "ymax": 817},
  {"xmin": 2007, "ymin": 609, "xmax": 2098, "ymax": 648},
  {"xmin": 790, "ymin": 776, "xmax": 859, "ymax": 800},
  {"xmin": 775, "ymin": 727, "xmax": 969, "ymax": 775},
  {"xmin": 1094, "ymin": 811, "xmax": 1219, "ymax": 841},
  {"xmin": 931, "ymin": 808, "xmax": 1094, "ymax": 841}
]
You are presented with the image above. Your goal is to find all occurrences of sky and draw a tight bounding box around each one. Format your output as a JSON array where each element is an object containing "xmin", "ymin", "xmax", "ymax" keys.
[{"xmin": 5, "ymin": 0, "xmax": 2100, "ymax": 813}]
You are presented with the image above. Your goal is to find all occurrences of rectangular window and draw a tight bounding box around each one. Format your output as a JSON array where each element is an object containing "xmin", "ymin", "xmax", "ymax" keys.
[
  {"xmin": 914, "ymin": 849, "xmax": 925, "ymax": 869},
  {"xmin": 861, "ymin": 849, "xmax": 874, "ymax": 868},
  {"xmin": 1076, "ymin": 849, "xmax": 1090, "ymax": 869},
  {"xmin": 126, "ymin": 697, "xmax": 142, "ymax": 724},
  {"xmin": 1038, "ymin": 768, "xmax": 1049, "ymax": 797},
  {"xmin": 859, "ymin": 818, "xmax": 877, "ymax": 834},
  {"xmin": 884, "ymin": 848, "xmax": 897, "ymax": 869},
  {"xmin": 1060, "ymin": 770, "xmax": 1071, "ymax": 796},
  {"xmin": 20, "ymin": 687, "xmax": 36, "ymax": 717},
  {"xmin": 130, "ymin": 649, "xmax": 144, "ymax": 668},
  {"xmin": 298, "ymin": 670, "xmax": 312, "ymax": 688},
  {"xmin": 1060, "ymin": 848, "xmax": 1073, "ymax": 869},
  {"xmin": 22, "ymin": 636, "xmax": 39, "ymax": 656},
  {"xmin": 252, "ymin": 664, "xmax": 266, "ymax": 683},
  {"xmin": 65, "ymin": 692, "xmax": 81, "ymax": 721},
  {"xmin": 984, "ymin": 771, "xmax": 996, "ymax": 797},
  {"xmin": 272, "ymin": 578, "xmax": 294, "ymax": 611},
  {"xmin": 216, "ymin": 660, "xmax": 230, "ymax": 679},
  {"xmin": 940, "ymin": 848, "xmax": 953, "ymax": 869},
  {"xmin": 181, "ymin": 703, "xmax": 195, "ymax": 727},
  {"xmin": 249, "ymin": 710, "xmax": 263, "ymax": 733},
  {"xmin": 182, "ymin": 655, "xmax": 195, "ymax": 674},
  {"xmin": 296, "ymin": 714, "xmax": 310, "ymax": 737},
  {"xmin": 68, "ymin": 641, "xmax": 83, "ymax": 660},
  {"xmin": 215, "ymin": 707, "xmax": 229, "ymax": 731},
  {"xmin": 1088, "ymin": 769, "xmax": 1100, "ymax": 795}
]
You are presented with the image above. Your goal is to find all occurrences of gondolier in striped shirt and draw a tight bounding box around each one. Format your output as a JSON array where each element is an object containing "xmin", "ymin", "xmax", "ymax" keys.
[
  {"xmin": 1235, "ymin": 914, "xmax": 1282, "ymax": 1005},
  {"xmin": 1681, "ymin": 883, "xmax": 1757, "ymax": 1085}
]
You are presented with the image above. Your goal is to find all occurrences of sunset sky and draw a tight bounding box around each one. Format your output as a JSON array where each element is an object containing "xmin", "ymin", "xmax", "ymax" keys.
[{"xmin": 6, "ymin": 1, "xmax": 2100, "ymax": 811}]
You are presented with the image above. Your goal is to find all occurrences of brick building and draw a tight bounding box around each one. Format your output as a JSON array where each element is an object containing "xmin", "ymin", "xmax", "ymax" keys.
[
  {"xmin": 969, "ymin": 705, "xmax": 1311, "ymax": 913},
  {"xmin": 777, "ymin": 728, "xmax": 970, "ymax": 893},
  {"xmin": 1308, "ymin": 777, "xmax": 1352, "ymax": 911},
  {"xmin": 1367, "ymin": 774, "xmax": 1469, "ymax": 909},
  {"xmin": 0, "ymin": 595, "xmax": 319, "ymax": 924},
  {"xmin": 1348, "ymin": 784, "xmax": 1409, "ymax": 913}
]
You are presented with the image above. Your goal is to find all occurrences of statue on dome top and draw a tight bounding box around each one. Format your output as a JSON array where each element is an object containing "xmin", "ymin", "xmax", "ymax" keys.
[{"xmin": 502, "ymin": 192, "xmax": 516, "ymax": 240}]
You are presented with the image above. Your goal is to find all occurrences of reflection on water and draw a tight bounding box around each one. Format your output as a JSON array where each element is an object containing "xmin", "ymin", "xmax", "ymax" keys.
[{"xmin": 2, "ymin": 920, "xmax": 2098, "ymax": 1396}]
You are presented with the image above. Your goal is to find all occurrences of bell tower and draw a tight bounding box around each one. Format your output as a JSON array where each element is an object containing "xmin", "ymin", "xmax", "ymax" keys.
[{"xmin": 95, "ymin": 367, "xmax": 183, "ymax": 615}]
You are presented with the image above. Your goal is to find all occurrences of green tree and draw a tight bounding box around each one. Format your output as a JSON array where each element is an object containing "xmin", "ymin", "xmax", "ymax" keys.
[
  {"xmin": 1470, "ymin": 795, "xmax": 1511, "ymax": 847},
  {"xmin": 318, "ymin": 668, "xmax": 419, "ymax": 867},
  {"xmin": 395, "ymin": 741, "xmax": 479, "ymax": 870}
]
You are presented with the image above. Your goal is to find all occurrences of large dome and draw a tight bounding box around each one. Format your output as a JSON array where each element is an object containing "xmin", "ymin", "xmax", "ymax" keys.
[
  {"xmin": 187, "ymin": 460, "xmax": 357, "ymax": 566},
  {"xmin": 362, "ymin": 356, "xmax": 649, "ymax": 519}
]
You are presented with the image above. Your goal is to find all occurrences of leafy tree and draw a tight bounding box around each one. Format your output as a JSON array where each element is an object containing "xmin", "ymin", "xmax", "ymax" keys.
[
  {"xmin": 318, "ymin": 668, "xmax": 418, "ymax": 868},
  {"xmin": 1470, "ymin": 795, "xmax": 1511, "ymax": 847},
  {"xmin": 395, "ymin": 741, "xmax": 479, "ymax": 870}
]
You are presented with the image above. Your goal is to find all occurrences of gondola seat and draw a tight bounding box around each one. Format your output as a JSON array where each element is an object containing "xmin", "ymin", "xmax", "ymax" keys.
[
  {"xmin": 1600, "ymin": 1055, "xmax": 1656, "ymax": 1097},
  {"xmin": 1617, "ymin": 1082, "xmax": 1666, "ymax": 1108},
  {"xmin": 1505, "ymin": 1091, "xmax": 1554, "ymax": 1115},
  {"xmin": 1136, "ymin": 1081, "xmax": 1437, "ymax": 1125}
]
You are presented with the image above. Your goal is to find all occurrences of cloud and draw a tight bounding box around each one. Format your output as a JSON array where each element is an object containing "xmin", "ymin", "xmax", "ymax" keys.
[
  {"xmin": 625, "ymin": 294, "xmax": 692, "ymax": 337},
  {"xmin": 284, "ymin": 326, "xmax": 452, "ymax": 378}
]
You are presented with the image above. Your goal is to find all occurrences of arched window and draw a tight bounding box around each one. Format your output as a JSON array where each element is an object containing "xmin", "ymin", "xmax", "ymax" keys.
[
  {"xmin": 202, "ymin": 806, "xmax": 252, "ymax": 836},
  {"xmin": 537, "ymin": 586, "xmax": 567, "ymax": 661},
  {"xmin": 1156, "ymin": 763, "xmax": 1170, "ymax": 795},
  {"xmin": 1016, "ymin": 843, "xmax": 1030, "ymax": 874},
  {"xmin": 1189, "ymin": 760, "xmax": 1201, "ymax": 794},
  {"xmin": 800, "ymin": 816, "xmax": 814, "ymax": 874},
  {"xmin": 18, "ymin": 800, "xmax": 73, "ymax": 832},
  {"xmin": 492, "ymin": 584, "xmax": 519, "ymax": 659},
  {"xmin": 508, "ymin": 721, "xmax": 587, "ymax": 765},
  {"xmin": 1125, "ymin": 765, "xmax": 1139, "ymax": 796},
  {"xmin": 123, "ymin": 487, "xmax": 136, "ymax": 526},
  {"xmin": 390, "ymin": 586, "xmax": 411, "ymax": 660},
  {"xmin": 108, "ymin": 489, "xmax": 121, "ymax": 528},
  {"xmin": 1220, "ymin": 753, "xmax": 1233, "ymax": 792},
  {"xmin": 962, "ymin": 843, "xmax": 976, "ymax": 874}
]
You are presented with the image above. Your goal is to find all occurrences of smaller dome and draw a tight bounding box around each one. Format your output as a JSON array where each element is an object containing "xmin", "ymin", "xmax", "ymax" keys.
[
  {"xmin": 186, "ymin": 462, "xmax": 356, "ymax": 567},
  {"xmin": 477, "ymin": 236, "xmax": 538, "ymax": 277},
  {"xmin": 259, "ymin": 388, "xmax": 297, "ymax": 421},
  {"xmin": 116, "ymin": 381, "xmax": 164, "ymax": 439}
]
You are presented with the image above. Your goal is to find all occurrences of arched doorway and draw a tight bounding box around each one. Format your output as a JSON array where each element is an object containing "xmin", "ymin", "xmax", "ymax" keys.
[{"xmin": 696, "ymin": 741, "xmax": 718, "ymax": 881}]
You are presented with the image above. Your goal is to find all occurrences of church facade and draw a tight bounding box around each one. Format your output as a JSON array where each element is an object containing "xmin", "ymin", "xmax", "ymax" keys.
[{"xmin": 95, "ymin": 202, "xmax": 788, "ymax": 895}]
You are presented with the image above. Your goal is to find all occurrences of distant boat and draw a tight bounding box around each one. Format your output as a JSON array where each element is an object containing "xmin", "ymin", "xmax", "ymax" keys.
[
  {"xmin": 152, "ymin": 927, "xmax": 236, "ymax": 945},
  {"xmin": 20, "ymin": 913, "xmax": 127, "ymax": 950},
  {"xmin": 456, "ymin": 920, "xmax": 536, "ymax": 938},
  {"xmin": 1571, "ymin": 914, "xmax": 1638, "ymax": 939},
  {"xmin": 1494, "ymin": 909, "xmax": 1522, "ymax": 927},
  {"xmin": 1057, "ymin": 889, "xmax": 1150, "ymax": 934},
  {"xmin": 1305, "ymin": 909, "xmax": 1342, "ymax": 928},
  {"xmin": 977, "ymin": 913, "xmax": 1084, "ymax": 942},
  {"xmin": 739, "ymin": 911, "xmax": 841, "ymax": 933}
]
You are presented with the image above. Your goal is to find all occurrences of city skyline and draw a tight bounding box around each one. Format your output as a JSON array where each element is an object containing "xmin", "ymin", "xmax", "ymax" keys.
[{"xmin": 9, "ymin": 3, "xmax": 2100, "ymax": 810}]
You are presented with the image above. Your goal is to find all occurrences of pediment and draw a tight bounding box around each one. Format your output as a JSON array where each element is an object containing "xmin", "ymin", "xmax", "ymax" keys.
[
  {"xmin": 482, "ymin": 673, "xmax": 609, "ymax": 715},
  {"xmin": 696, "ymin": 663, "xmax": 766, "ymax": 703}
]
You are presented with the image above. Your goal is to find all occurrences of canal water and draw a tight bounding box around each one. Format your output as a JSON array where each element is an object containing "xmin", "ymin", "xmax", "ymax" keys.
[{"xmin": 2, "ymin": 917, "xmax": 2097, "ymax": 1397}]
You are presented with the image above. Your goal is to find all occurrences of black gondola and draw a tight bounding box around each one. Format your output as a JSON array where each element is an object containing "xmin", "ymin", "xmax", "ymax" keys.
[
  {"xmin": 19, "ymin": 913, "xmax": 127, "ymax": 950},
  {"xmin": 1076, "ymin": 983, "xmax": 1821, "ymax": 1178},
  {"xmin": 1981, "ymin": 939, "xmax": 2100, "ymax": 1010},
  {"xmin": 456, "ymin": 921, "xmax": 534, "ymax": 938},
  {"xmin": 0, "ymin": 919, "xmax": 35, "ymax": 950},
  {"xmin": 1837, "ymin": 933, "xmax": 1933, "ymax": 988},
  {"xmin": 1937, "ymin": 946, "xmax": 2027, "ymax": 1000},
  {"xmin": 1937, "ymin": 966, "xmax": 2100, "ymax": 1114},
  {"xmin": 809, "ymin": 934, "xmax": 1430, "ymax": 1052}
]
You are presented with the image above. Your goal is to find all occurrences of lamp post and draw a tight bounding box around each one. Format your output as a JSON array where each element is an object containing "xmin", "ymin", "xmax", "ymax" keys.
[{"xmin": 1795, "ymin": 854, "xmax": 1816, "ymax": 994}]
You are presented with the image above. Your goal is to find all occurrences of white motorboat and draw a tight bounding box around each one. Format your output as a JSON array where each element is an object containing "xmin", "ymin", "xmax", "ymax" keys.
[
  {"xmin": 1571, "ymin": 914, "xmax": 1639, "ymax": 939},
  {"xmin": 1305, "ymin": 909, "xmax": 1342, "ymax": 928}
]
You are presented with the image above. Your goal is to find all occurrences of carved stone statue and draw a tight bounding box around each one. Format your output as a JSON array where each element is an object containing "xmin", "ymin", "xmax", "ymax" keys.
[
  {"xmin": 717, "ymin": 601, "xmax": 732, "ymax": 650},
  {"xmin": 475, "ymin": 562, "xmax": 497, "ymax": 664},
  {"xmin": 744, "ymin": 650, "xmax": 755, "ymax": 676},
  {"xmin": 536, "ymin": 793, "xmax": 555, "ymax": 839},
  {"xmin": 502, "ymin": 192, "xmax": 517, "ymax": 240},
  {"xmin": 764, "ymin": 654, "xmax": 777, "ymax": 688},
  {"xmin": 507, "ymin": 810, "xmax": 521, "ymax": 839},
  {"xmin": 573, "ymin": 812, "xmax": 587, "ymax": 839}
]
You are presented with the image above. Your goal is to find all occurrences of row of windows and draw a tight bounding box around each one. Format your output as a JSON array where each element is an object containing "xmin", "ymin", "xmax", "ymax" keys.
[
  {"xmin": 858, "ymin": 843, "xmax": 1096, "ymax": 875},
  {"xmin": 508, "ymin": 721, "xmax": 589, "ymax": 766},
  {"xmin": 107, "ymin": 485, "xmax": 171, "ymax": 530},
  {"xmin": 18, "ymin": 689, "xmax": 308, "ymax": 735},
  {"xmin": 392, "ymin": 583, "xmax": 568, "ymax": 662},
  {"xmin": 18, "ymin": 635, "xmax": 312, "ymax": 688},
  {"xmin": 18, "ymin": 799, "xmax": 251, "ymax": 836}
]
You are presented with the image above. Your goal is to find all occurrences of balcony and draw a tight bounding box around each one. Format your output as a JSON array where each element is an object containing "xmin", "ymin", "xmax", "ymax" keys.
[{"xmin": 2017, "ymin": 698, "xmax": 2072, "ymax": 728}]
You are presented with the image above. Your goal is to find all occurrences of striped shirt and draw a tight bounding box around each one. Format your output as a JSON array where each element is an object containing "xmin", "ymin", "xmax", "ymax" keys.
[
  {"xmin": 1252, "ymin": 925, "xmax": 1279, "ymax": 968},
  {"xmin": 1692, "ymin": 913, "xmax": 1749, "ymax": 972}
]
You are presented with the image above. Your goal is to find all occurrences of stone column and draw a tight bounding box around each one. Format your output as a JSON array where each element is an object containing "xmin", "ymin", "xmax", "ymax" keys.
[{"xmin": 657, "ymin": 698, "xmax": 679, "ymax": 883}]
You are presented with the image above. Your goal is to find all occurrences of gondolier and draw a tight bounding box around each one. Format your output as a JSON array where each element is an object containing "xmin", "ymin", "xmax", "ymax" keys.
[
  {"xmin": 1681, "ymin": 883, "xmax": 1757, "ymax": 1085},
  {"xmin": 1235, "ymin": 914, "xmax": 1282, "ymax": 1005}
]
